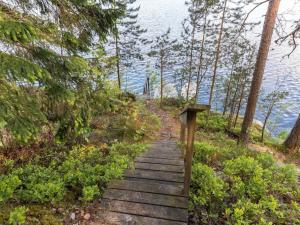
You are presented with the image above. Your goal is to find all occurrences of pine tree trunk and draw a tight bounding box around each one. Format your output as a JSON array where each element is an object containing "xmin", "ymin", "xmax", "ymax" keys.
[
  {"xmin": 228, "ymin": 76, "xmax": 241, "ymax": 129},
  {"xmin": 195, "ymin": 9, "xmax": 208, "ymax": 103},
  {"xmin": 160, "ymin": 53, "xmax": 164, "ymax": 107},
  {"xmin": 223, "ymin": 64, "xmax": 235, "ymax": 116},
  {"xmin": 261, "ymin": 103, "xmax": 274, "ymax": 142},
  {"xmin": 115, "ymin": 28, "xmax": 121, "ymax": 90},
  {"xmin": 186, "ymin": 21, "xmax": 196, "ymax": 101},
  {"xmin": 284, "ymin": 115, "xmax": 300, "ymax": 150},
  {"xmin": 234, "ymin": 78, "xmax": 246, "ymax": 127},
  {"xmin": 239, "ymin": 0, "xmax": 280, "ymax": 145},
  {"xmin": 208, "ymin": 0, "xmax": 227, "ymax": 112}
]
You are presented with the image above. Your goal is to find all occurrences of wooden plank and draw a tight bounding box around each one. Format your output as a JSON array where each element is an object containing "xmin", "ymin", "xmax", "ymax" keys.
[
  {"xmin": 100, "ymin": 211, "xmax": 187, "ymax": 225},
  {"xmin": 124, "ymin": 169, "xmax": 184, "ymax": 183},
  {"xmin": 148, "ymin": 147, "xmax": 181, "ymax": 152},
  {"xmin": 108, "ymin": 179, "xmax": 184, "ymax": 196},
  {"xmin": 103, "ymin": 189, "xmax": 188, "ymax": 208},
  {"xmin": 135, "ymin": 162, "xmax": 183, "ymax": 173},
  {"xmin": 135, "ymin": 157, "xmax": 184, "ymax": 166},
  {"xmin": 102, "ymin": 200, "xmax": 188, "ymax": 222},
  {"xmin": 141, "ymin": 152, "xmax": 181, "ymax": 160}
]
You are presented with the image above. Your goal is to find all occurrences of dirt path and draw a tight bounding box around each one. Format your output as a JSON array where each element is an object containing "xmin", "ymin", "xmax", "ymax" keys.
[{"xmin": 145, "ymin": 100, "xmax": 180, "ymax": 141}]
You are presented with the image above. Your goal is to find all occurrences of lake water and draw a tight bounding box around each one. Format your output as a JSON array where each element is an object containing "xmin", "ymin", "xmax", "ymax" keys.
[{"xmin": 123, "ymin": 0, "xmax": 300, "ymax": 134}]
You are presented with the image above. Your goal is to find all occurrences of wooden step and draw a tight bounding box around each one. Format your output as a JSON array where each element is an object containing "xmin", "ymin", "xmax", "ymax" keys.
[
  {"xmin": 108, "ymin": 179, "xmax": 184, "ymax": 196},
  {"xmin": 142, "ymin": 151, "xmax": 182, "ymax": 158},
  {"xmin": 103, "ymin": 189, "xmax": 188, "ymax": 208},
  {"xmin": 100, "ymin": 211, "xmax": 187, "ymax": 225},
  {"xmin": 102, "ymin": 200, "xmax": 188, "ymax": 222},
  {"xmin": 135, "ymin": 162, "xmax": 184, "ymax": 173},
  {"xmin": 135, "ymin": 157, "xmax": 184, "ymax": 166},
  {"xmin": 124, "ymin": 169, "xmax": 184, "ymax": 183}
]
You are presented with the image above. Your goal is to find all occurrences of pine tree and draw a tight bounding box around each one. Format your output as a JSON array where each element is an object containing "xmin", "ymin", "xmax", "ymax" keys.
[
  {"xmin": 148, "ymin": 29, "xmax": 177, "ymax": 107},
  {"xmin": 0, "ymin": 0, "xmax": 122, "ymax": 146},
  {"xmin": 207, "ymin": 0, "xmax": 257, "ymax": 116},
  {"xmin": 239, "ymin": 0, "xmax": 281, "ymax": 145},
  {"xmin": 259, "ymin": 88, "xmax": 288, "ymax": 142},
  {"xmin": 111, "ymin": 0, "xmax": 148, "ymax": 90}
]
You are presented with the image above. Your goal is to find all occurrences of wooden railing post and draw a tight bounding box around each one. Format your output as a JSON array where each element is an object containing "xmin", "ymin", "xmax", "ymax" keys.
[
  {"xmin": 180, "ymin": 124, "xmax": 186, "ymax": 144},
  {"xmin": 179, "ymin": 104, "xmax": 210, "ymax": 196},
  {"xmin": 184, "ymin": 111, "xmax": 197, "ymax": 196},
  {"xmin": 180, "ymin": 123, "xmax": 186, "ymax": 158}
]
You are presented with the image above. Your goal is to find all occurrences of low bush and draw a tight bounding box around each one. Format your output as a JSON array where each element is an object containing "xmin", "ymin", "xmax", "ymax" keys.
[
  {"xmin": 0, "ymin": 175, "xmax": 21, "ymax": 203},
  {"xmin": 8, "ymin": 206, "xmax": 27, "ymax": 225},
  {"xmin": 197, "ymin": 112, "xmax": 227, "ymax": 131},
  {"xmin": 0, "ymin": 142, "xmax": 147, "ymax": 224},
  {"xmin": 191, "ymin": 137, "xmax": 300, "ymax": 224},
  {"xmin": 13, "ymin": 164, "xmax": 65, "ymax": 203}
]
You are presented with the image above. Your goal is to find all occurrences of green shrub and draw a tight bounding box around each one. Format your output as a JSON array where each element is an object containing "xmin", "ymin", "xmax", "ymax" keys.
[
  {"xmin": 82, "ymin": 185, "xmax": 100, "ymax": 201},
  {"xmin": 255, "ymin": 153, "xmax": 275, "ymax": 169},
  {"xmin": 59, "ymin": 145, "xmax": 131, "ymax": 200},
  {"xmin": 193, "ymin": 142, "xmax": 219, "ymax": 166},
  {"xmin": 0, "ymin": 175, "xmax": 21, "ymax": 203},
  {"xmin": 197, "ymin": 112, "xmax": 227, "ymax": 131},
  {"xmin": 13, "ymin": 164, "xmax": 65, "ymax": 203},
  {"xmin": 191, "ymin": 138, "xmax": 300, "ymax": 224},
  {"xmin": 191, "ymin": 163, "xmax": 225, "ymax": 205},
  {"xmin": 224, "ymin": 156, "xmax": 267, "ymax": 200},
  {"xmin": 9, "ymin": 206, "xmax": 27, "ymax": 225},
  {"xmin": 110, "ymin": 142, "xmax": 147, "ymax": 159}
]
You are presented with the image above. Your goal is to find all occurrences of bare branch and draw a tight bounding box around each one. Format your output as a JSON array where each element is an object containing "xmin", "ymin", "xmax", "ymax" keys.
[{"xmin": 233, "ymin": 0, "xmax": 270, "ymax": 41}]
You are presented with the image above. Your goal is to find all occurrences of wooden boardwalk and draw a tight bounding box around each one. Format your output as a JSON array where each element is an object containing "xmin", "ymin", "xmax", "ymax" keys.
[{"xmin": 101, "ymin": 140, "xmax": 188, "ymax": 225}]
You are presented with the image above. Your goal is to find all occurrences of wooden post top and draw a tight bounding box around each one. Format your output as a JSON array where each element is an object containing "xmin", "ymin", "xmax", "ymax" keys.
[
  {"xmin": 180, "ymin": 104, "xmax": 210, "ymax": 115},
  {"xmin": 179, "ymin": 104, "xmax": 210, "ymax": 126}
]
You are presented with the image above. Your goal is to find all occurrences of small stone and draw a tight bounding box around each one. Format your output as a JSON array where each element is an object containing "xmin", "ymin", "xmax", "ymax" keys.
[
  {"xmin": 70, "ymin": 212, "xmax": 76, "ymax": 220},
  {"xmin": 83, "ymin": 213, "xmax": 91, "ymax": 220},
  {"xmin": 80, "ymin": 210, "xmax": 85, "ymax": 217},
  {"xmin": 57, "ymin": 208, "xmax": 64, "ymax": 213}
]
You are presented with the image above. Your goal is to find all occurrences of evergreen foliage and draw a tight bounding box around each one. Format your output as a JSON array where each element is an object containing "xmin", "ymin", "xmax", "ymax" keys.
[{"xmin": 0, "ymin": 0, "xmax": 123, "ymax": 146}]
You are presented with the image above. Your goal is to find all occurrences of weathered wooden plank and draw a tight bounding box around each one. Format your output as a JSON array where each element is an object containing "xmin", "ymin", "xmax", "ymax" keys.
[
  {"xmin": 102, "ymin": 200, "xmax": 188, "ymax": 222},
  {"xmin": 124, "ymin": 169, "xmax": 184, "ymax": 183},
  {"xmin": 103, "ymin": 189, "xmax": 188, "ymax": 208},
  {"xmin": 108, "ymin": 179, "xmax": 184, "ymax": 196},
  {"xmin": 135, "ymin": 157, "xmax": 184, "ymax": 166},
  {"xmin": 135, "ymin": 162, "xmax": 183, "ymax": 173},
  {"xmin": 140, "ymin": 152, "xmax": 181, "ymax": 160},
  {"xmin": 100, "ymin": 211, "xmax": 187, "ymax": 225},
  {"xmin": 147, "ymin": 148, "xmax": 181, "ymax": 153}
]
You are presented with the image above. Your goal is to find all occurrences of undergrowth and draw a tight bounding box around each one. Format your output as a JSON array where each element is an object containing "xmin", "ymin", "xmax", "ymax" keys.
[
  {"xmin": 190, "ymin": 113, "xmax": 300, "ymax": 224},
  {"xmin": 0, "ymin": 99, "xmax": 158, "ymax": 224}
]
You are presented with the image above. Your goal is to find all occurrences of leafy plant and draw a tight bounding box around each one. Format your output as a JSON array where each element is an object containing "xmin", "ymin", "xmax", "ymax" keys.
[
  {"xmin": 82, "ymin": 185, "xmax": 100, "ymax": 201},
  {"xmin": 8, "ymin": 206, "xmax": 27, "ymax": 225},
  {"xmin": 13, "ymin": 164, "xmax": 65, "ymax": 203},
  {"xmin": 0, "ymin": 175, "xmax": 21, "ymax": 203}
]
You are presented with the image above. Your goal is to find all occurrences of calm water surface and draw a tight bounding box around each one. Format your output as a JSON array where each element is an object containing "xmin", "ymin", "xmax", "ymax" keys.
[{"xmin": 125, "ymin": 0, "xmax": 300, "ymax": 134}]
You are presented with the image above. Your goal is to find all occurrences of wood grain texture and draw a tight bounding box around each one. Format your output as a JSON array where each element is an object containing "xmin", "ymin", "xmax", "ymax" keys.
[{"xmin": 102, "ymin": 141, "xmax": 188, "ymax": 224}]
